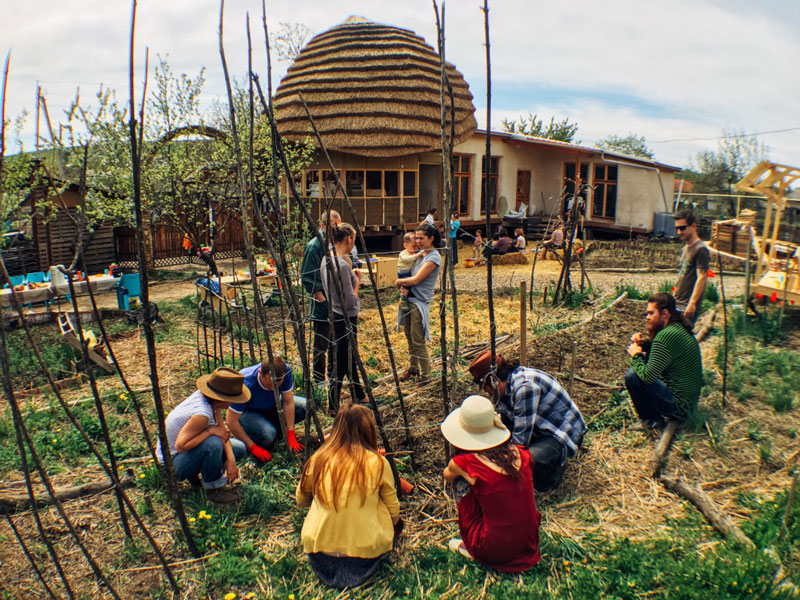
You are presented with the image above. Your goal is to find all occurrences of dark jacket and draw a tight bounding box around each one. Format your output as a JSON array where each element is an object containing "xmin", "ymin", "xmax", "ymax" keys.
[{"xmin": 301, "ymin": 234, "xmax": 328, "ymax": 321}]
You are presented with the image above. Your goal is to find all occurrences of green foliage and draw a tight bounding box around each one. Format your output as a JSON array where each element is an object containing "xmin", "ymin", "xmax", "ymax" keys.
[
  {"xmin": 614, "ymin": 283, "xmax": 651, "ymax": 301},
  {"xmin": 704, "ymin": 282, "xmax": 720, "ymax": 304},
  {"xmin": 595, "ymin": 133, "xmax": 654, "ymax": 159},
  {"xmin": 501, "ymin": 113, "xmax": 579, "ymax": 143},
  {"xmin": 588, "ymin": 390, "xmax": 633, "ymax": 431},
  {"xmin": 681, "ymin": 129, "xmax": 768, "ymax": 195},
  {"xmin": 3, "ymin": 326, "xmax": 77, "ymax": 388}
]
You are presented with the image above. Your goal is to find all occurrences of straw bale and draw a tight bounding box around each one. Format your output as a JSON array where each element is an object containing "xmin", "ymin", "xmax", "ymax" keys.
[{"xmin": 274, "ymin": 18, "xmax": 476, "ymax": 157}]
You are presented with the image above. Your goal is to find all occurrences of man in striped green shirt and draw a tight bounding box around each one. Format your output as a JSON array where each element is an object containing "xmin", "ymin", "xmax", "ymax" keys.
[{"xmin": 625, "ymin": 293, "xmax": 703, "ymax": 429}]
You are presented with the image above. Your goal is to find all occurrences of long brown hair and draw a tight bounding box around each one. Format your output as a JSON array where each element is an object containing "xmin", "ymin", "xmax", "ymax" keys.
[
  {"xmin": 300, "ymin": 403, "xmax": 380, "ymax": 510},
  {"xmin": 477, "ymin": 439, "xmax": 522, "ymax": 481}
]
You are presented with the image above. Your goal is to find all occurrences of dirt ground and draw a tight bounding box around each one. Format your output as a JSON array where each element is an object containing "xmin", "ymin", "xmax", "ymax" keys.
[{"xmin": 1, "ymin": 248, "xmax": 773, "ymax": 599}]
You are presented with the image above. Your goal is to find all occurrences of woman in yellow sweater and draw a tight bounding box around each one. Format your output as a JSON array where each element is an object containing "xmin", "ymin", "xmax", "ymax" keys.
[{"xmin": 297, "ymin": 403, "xmax": 401, "ymax": 588}]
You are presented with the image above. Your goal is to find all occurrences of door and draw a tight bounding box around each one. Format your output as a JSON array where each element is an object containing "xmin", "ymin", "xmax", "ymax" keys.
[{"xmin": 516, "ymin": 170, "xmax": 530, "ymax": 211}]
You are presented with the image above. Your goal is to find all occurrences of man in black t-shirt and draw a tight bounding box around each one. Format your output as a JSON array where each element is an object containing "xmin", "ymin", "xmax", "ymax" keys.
[{"xmin": 673, "ymin": 210, "xmax": 709, "ymax": 326}]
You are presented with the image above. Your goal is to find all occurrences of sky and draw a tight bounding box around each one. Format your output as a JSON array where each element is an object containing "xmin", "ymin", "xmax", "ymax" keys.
[{"xmin": 2, "ymin": 0, "xmax": 800, "ymax": 170}]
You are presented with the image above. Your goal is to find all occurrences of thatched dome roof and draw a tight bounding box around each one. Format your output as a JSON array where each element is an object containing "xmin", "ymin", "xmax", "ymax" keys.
[{"xmin": 274, "ymin": 16, "xmax": 477, "ymax": 158}]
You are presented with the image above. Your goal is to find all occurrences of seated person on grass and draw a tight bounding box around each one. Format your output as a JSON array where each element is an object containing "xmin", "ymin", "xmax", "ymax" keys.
[
  {"xmin": 513, "ymin": 228, "xmax": 527, "ymax": 252},
  {"xmin": 157, "ymin": 367, "xmax": 249, "ymax": 504},
  {"xmin": 441, "ymin": 395, "xmax": 541, "ymax": 572},
  {"xmin": 625, "ymin": 292, "xmax": 703, "ymax": 430},
  {"xmin": 468, "ymin": 351, "xmax": 586, "ymax": 492},
  {"xmin": 226, "ymin": 356, "xmax": 306, "ymax": 463},
  {"xmin": 297, "ymin": 403, "xmax": 401, "ymax": 589}
]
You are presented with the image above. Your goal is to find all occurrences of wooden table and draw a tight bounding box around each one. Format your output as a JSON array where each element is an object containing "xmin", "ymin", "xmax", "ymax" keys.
[{"xmin": 1, "ymin": 275, "xmax": 119, "ymax": 308}]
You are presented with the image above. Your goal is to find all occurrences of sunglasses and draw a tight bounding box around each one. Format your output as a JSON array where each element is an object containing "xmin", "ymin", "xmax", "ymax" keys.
[{"xmin": 675, "ymin": 224, "xmax": 689, "ymax": 231}]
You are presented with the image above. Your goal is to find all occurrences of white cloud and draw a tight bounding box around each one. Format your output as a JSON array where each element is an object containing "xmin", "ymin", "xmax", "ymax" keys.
[{"xmin": 2, "ymin": 0, "xmax": 798, "ymax": 168}]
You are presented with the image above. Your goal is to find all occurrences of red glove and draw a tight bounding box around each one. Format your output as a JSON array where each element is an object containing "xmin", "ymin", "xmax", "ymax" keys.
[
  {"xmin": 287, "ymin": 430, "xmax": 304, "ymax": 453},
  {"xmin": 248, "ymin": 444, "xmax": 272, "ymax": 463}
]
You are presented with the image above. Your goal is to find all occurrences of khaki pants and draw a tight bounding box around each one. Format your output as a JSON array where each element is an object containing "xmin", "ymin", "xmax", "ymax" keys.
[{"xmin": 403, "ymin": 301, "xmax": 430, "ymax": 377}]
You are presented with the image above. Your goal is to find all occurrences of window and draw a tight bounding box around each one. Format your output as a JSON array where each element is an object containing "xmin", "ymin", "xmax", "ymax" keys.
[
  {"xmin": 480, "ymin": 156, "xmax": 499, "ymax": 214},
  {"xmin": 563, "ymin": 162, "xmax": 589, "ymax": 214},
  {"xmin": 403, "ymin": 171, "xmax": 417, "ymax": 196},
  {"xmin": 592, "ymin": 164, "xmax": 618, "ymax": 219},
  {"xmin": 384, "ymin": 171, "xmax": 399, "ymax": 196},
  {"xmin": 305, "ymin": 170, "xmax": 320, "ymax": 198},
  {"xmin": 346, "ymin": 170, "xmax": 365, "ymax": 197},
  {"xmin": 452, "ymin": 154, "xmax": 471, "ymax": 215}
]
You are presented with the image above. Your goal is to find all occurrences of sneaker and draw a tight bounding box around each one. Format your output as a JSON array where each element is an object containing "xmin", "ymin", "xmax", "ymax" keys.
[
  {"xmin": 205, "ymin": 487, "xmax": 241, "ymax": 505},
  {"xmin": 399, "ymin": 368, "xmax": 419, "ymax": 382},
  {"xmin": 448, "ymin": 538, "xmax": 473, "ymax": 559},
  {"xmin": 416, "ymin": 377, "xmax": 433, "ymax": 388}
]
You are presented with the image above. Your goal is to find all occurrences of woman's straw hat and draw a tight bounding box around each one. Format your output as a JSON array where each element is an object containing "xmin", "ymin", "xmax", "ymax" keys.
[
  {"xmin": 440, "ymin": 395, "xmax": 510, "ymax": 451},
  {"xmin": 196, "ymin": 367, "xmax": 251, "ymax": 404}
]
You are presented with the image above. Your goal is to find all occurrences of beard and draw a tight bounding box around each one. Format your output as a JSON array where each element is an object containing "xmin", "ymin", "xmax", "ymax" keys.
[{"xmin": 647, "ymin": 319, "xmax": 665, "ymax": 339}]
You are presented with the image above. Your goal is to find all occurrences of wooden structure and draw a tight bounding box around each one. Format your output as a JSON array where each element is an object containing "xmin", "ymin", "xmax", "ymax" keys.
[
  {"xmin": 275, "ymin": 16, "xmax": 478, "ymax": 238},
  {"xmin": 709, "ymin": 209, "xmax": 757, "ymax": 257},
  {"xmin": 734, "ymin": 162, "xmax": 800, "ymax": 304}
]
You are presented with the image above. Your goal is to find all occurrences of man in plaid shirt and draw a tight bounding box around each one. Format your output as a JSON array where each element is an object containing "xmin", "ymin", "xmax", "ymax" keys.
[{"xmin": 468, "ymin": 351, "xmax": 586, "ymax": 492}]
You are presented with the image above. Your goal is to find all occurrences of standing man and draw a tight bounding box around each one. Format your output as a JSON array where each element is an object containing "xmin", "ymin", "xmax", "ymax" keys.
[
  {"xmin": 449, "ymin": 211, "xmax": 461, "ymax": 266},
  {"xmin": 673, "ymin": 210, "xmax": 709, "ymax": 325},
  {"xmin": 468, "ymin": 351, "xmax": 586, "ymax": 492},
  {"xmin": 227, "ymin": 356, "xmax": 306, "ymax": 462},
  {"xmin": 625, "ymin": 293, "xmax": 703, "ymax": 429},
  {"xmin": 301, "ymin": 210, "xmax": 341, "ymax": 387}
]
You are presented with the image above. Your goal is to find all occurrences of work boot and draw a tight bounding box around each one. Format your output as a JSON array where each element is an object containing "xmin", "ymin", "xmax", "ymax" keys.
[
  {"xmin": 205, "ymin": 487, "xmax": 241, "ymax": 505},
  {"xmin": 399, "ymin": 368, "xmax": 419, "ymax": 382}
]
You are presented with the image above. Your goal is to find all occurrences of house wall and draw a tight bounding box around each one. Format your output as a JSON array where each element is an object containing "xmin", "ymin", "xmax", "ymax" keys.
[
  {"xmin": 453, "ymin": 133, "xmax": 677, "ymax": 232},
  {"xmin": 615, "ymin": 165, "xmax": 675, "ymax": 230}
]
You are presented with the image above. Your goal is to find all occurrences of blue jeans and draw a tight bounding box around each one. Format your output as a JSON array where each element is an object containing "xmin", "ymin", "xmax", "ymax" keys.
[
  {"xmin": 624, "ymin": 368, "xmax": 677, "ymax": 422},
  {"xmin": 172, "ymin": 435, "xmax": 246, "ymax": 489},
  {"xmin": 237, "ymin": 397, "xmax": 307, "ymax": 447}
]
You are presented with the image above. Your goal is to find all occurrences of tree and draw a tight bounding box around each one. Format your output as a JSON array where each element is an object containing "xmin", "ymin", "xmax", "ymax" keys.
[
  {"xmin": 595, "ymin": 133, "xmax": 654, "ymax": 159},
  {"xmin": 273, "ymin": 22, "xmax": 313, "ymax": 62},
  {"xmin": 682, "ymin": 129, "xmax": 768, "ymax": 195},
  {"xmin": 501, "ymin": 113, "xmax": 579, "ymax": 143}
]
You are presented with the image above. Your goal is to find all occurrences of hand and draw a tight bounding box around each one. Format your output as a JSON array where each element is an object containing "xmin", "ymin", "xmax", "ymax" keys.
[
  {"xmin": 248, "ymin": 443, "xmax": 272, "ymax": 463},
  {"xmin": 223, "ymin": 459, "xmax": 240, "ymax": 483},
  {"xmin": 395, "ymin": 278, "xmax": 403, "ymax": 288},
  {"xmin": 207, "ymin": 423, "xmax": 230, "ymax": 443},
  {"xmin": 627, "ymin": 342, "xmax": 642, "ymax": 358},
  {"xmin": 353, "ymin": 268, "xmax": 362, "ymax": 281},
  {"xmin": 631, "ymin": 332, "xmax": 645, "ymax": 344},
  {"xmin": 287, "ymin": 431, "xmax": 304, "ymax": 453},
  {"xmin": 685, "ymin": 302, "xmax": 697, "ymax": 319}
]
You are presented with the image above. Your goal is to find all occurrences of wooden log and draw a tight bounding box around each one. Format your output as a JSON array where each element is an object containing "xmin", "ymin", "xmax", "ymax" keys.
[
  {"xmin": 0, "ymin": 476, "xmax": 134, "ymax": 513},
  {"xmin": 648, "ymin": 420, "xmax": 679, "ymax": 477},
  {"xmin": 658, "ymin": 473, "xmax": 753, "ymax": 547}
]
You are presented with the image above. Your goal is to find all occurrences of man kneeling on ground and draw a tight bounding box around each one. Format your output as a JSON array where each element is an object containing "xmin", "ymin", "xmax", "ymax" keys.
[
  {"xmin": 625, "ymin": 292, "xmax": 703, "ymax": 430},
  {"xmin": 227, "ymin": 356, "xmax": 306, "ymax": 463},
  {"xmin": 157, "ymin": 367, "xmax": 249, "ymax": 504},
  {"xmin": 468, "ymin": 351, "xmax": 586, "ymax": 492}
]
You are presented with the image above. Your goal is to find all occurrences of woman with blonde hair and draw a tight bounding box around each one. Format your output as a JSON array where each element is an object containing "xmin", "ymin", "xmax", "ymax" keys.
[
  {"xmin": 297, "ymin": 403, "xmax": 401, "ymax": 588},
  {"xmin": 441, "ymin": 395, "xmax": 541, "ymax": 572}
]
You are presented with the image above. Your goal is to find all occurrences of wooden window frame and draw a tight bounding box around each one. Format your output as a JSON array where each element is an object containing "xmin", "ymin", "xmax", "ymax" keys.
[
  {"xmin": 591, "ymin": 164, "xmax": 618, "ymax": 220},
  {"xmin": 452, "ymin": 153, "xmax": 471, "ymax": 216},
  {"xmin": 480, "ymin": 155, "xmax": 500, "ymax": 215}
]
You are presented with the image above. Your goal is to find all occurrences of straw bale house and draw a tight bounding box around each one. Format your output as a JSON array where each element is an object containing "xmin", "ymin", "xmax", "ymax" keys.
[{"xmin": 275, "ymin": 16, "xmax": 678, "ymax": 246}]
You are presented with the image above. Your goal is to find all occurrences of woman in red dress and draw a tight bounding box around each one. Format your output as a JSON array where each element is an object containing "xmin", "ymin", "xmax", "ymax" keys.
[{"xmin": 441, "ymin": 395, "xmax": 541, "ymax": 572}]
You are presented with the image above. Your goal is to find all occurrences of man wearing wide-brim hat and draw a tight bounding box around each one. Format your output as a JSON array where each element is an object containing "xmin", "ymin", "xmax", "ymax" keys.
[
  {"xmin": 468, "ymin": 351, "xmax": 586, "ymax": 492},
  {"xmin": 156, "ymin": 367, "xmax": 250, "ymax": 504}
]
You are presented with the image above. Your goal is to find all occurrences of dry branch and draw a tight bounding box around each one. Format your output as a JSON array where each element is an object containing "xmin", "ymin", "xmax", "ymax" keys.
[
  {"xmin": 0, "ymin": 476, "xmax": 134, "ymax": 513},
  {"xmin": 647, "ymin": 420, "xmax": 679, "ymax": 478}
]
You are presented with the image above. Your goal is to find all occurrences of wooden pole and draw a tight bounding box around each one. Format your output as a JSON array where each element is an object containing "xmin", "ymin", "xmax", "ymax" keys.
[
  {"xmin": 519, "ymin": 280, "xmax": 527, "ymax": 366},
  {"xmin": 567, "ymin": 339, "xmax": 577, "ymax": 397}
]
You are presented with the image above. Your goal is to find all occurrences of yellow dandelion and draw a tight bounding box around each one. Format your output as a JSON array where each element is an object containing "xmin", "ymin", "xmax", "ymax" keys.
[
  {"xmin": 188, "ymin": 517, "xmax": 196, "ymax": 523},
  {"xmin": 224, "ymin": 594, "xmax": 237, "ymax": 600},
  {"xmin": 289, "ymin": 595, "xmax": 295, "ymax": 600},
  {"xmin": 204, "ymin": 513, "xmax": 212, "ymax": 520},
  {"xmin": 139, "ymin": 473, "xmax": 146, "ymax": 479},
  {"xmin": 209, "ymin": 541, "xmax": 215, "ymax": 547},
  {"xmin": 198, "ymin": 510, "xmax": 207, "ymax": 519},
  {"xmin": 245, "ymin": 594, "xmax": 256, "ymax": 599},
  {"xmin": 52, "ymin": 439, "xmax": 57, "ymax": 444}
]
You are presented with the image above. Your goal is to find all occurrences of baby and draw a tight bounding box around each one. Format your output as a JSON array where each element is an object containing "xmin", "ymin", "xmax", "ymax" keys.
[{"xmin": 397, "ymin": 232, "xmax": 422, "ymax": 297}]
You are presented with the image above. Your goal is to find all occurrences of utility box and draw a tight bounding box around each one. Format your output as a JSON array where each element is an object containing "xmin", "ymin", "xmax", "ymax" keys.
[
  {"xmin": 653, "ymin": 212, "xmax": 676, "ymax": 237},
  {"xmin": 358, "ymin": 257, "xmax": 398, "ymax": 289}
]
